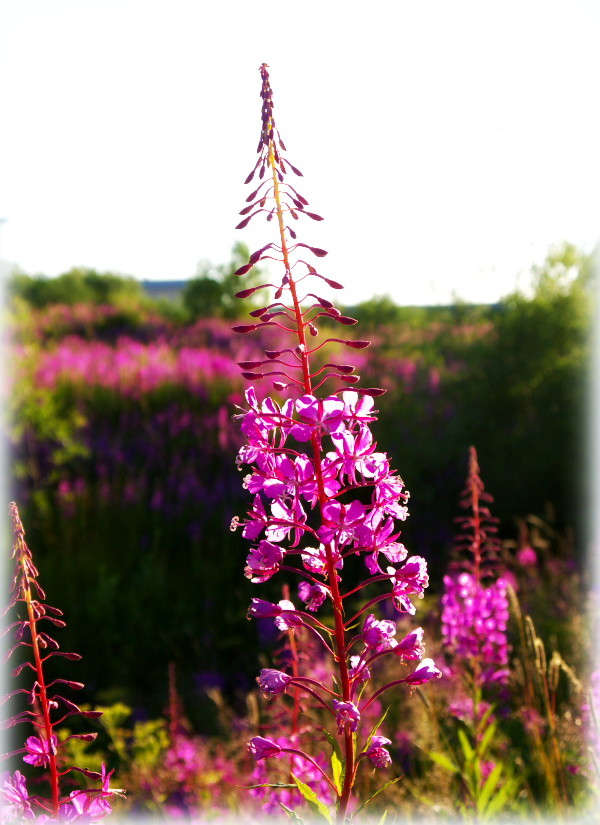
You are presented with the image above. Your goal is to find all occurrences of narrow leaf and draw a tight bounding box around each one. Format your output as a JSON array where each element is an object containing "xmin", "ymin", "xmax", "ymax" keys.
[
  {"xmin": 484, "ymin": 777, "xmax": 519, "ymax": 818},
  {"xmin": 330, "ymin": 749, "xmax": 343, "ymax": 795},
  {"xmin": 477, "ymin": 762, "xmax": 503, "ymax": 815},
  {"xmin": 291, "ymin": 774, "xmax": 332, "ymax": 824},
  {"xmin": 428, "ymin": 751, "xmax": 460, "ymax": 774},
  {"xmin": 352, "ymin": 776, "xmax": 403, "ymax": 817},
  {"xmin": 278, "ymin": 802, "xmax": 305, "ymax": 824},
  {"xmin": 457, "ymin": 729, "xmax": 475, "ymax": 762}
]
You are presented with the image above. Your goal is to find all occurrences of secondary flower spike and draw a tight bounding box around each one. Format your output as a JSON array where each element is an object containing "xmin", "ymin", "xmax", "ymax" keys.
[{"xmin": 232, "ymin": 64, "xmax": 438, "ymax": 821}]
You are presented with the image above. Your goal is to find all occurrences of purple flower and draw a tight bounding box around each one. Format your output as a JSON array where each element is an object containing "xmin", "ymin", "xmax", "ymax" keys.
[
  {"xmin": 349, "ymin": 655, "xmax": 370, "ymax": 683},
  {"xmin": 405, "ymin": 658, "xmax": 442, "ymax": 685},
  {"xmin": 517, "ymin": 545, "xmax": 537, "ymax": 566},
  {"xmin": 333, "ymin": 700, "xmax": 361, "ymax": 733},
  {"xmin": 318, "ymin": 500, "xmax": 367, "ymax": 546},
  {"xmin": 0, "ymin": 771, "xmax": 34, "ymax": 820},
  {"xmin": 362, "ymin": 614, "xmax": 397, "ymax": 652},
  {"xmin": 247, "ymin": 598, "xmax": 282, "ymax": 618},
  {"xmin": 390, "ymin": 557, "xmax": 429, "ymax": 597},
  {"xmin": 274, "ymin": 599, "xmax": 304, "ymax": 631},
  {"xmin": 364, "ymin": 735, "xmax": 392, "ymax": 768},
  {"xmin": 23, "ymin": 734, "xmax": 58, "ymax": 767},
  {"xmin": 248, "ymin": 736, "xmax": 282, "ymax": 760},
  {"xmin": 441, "ymin": 572, "xmax": 510, "ymax": 684},
  {"xmin": 394, "ymin": 627, "xmax": 425, "ymax": 661},
  {"xmin": 290, "ymin": 395, "xmax": 346, "ymax": 441},
  {"xmin": 257, "ymin": 668, "xmax": 293, "ymax": 695},
  {"xmin": 301, "ymin": 544, "xmax": 342, "ymax": 576},
  {"xmin": 298, "ymin": 581, "xmax": 329, "ymax": 612},
  {"xmin": 244, "ymin": 540, "xmax": 285, "ymax": 582}
]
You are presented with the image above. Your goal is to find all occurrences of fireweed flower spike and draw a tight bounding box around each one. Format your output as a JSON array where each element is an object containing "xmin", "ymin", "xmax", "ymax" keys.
[
  {"xmin": 441, "ymin": 447, "xmax": 511, "ymax": 691},
  {"xmin": 0, "ymin": 503, "xmax": 124, "ymax": 822},
  {"xmin": 231, "ymin": 64, "xmax": 439, "ymax": 820}
]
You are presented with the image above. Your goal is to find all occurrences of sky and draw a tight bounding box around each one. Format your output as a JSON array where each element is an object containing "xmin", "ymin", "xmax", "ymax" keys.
[{"xmin": 0, "ymin": 0, "xmax": 599, "ymax": 306}]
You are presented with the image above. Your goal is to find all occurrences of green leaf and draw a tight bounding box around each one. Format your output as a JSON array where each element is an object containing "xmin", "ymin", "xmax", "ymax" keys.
[
  {"xmin": 321, "ymin": 728, "xmax": 344, "ymax": 793},
  {"xmin": 352, "ymin": 775, "xmax": 403, "ymax": 817},
  {"xmin": 278, "ymin": 802, "xmax": 305, "ymax": 823},
  {"xmin": 291, "ymin": 774, "xmax": 333, "ymax": 824},
  {"xmin": 331, "ymin": 749, "xmax": 343, "ymax": 795},
  {"xmin": 364, "ymin": 706, "xmax": 391, "ymax": 752},
  {"xmin": 428, "ymin": 751, "xmax": 460, "ymax": 774},
  {"xmin": 238, "ymin": 782, "xmax": 297, "ymax": 790},
  {"xmin": 477, "ymin": 762, "xmax": 503, "ymax": 815},
  {"xmin": 483, "ymin": 777, "xmax": 520, "ymax": 818},
  {"xmin": 457, "ymin": 728, "xmax": 475, "ymax": 762},
  {"xmin": 377, "ymin": 808, "xmax": 389, "ymax": 825},
  {"xmin": 477, "ymin": 720, "xmax": 498, "ymax": 760}
]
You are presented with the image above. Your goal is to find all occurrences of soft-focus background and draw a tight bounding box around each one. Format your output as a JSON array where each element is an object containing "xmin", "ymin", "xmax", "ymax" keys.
[{"xmin": 6, "ymin": 240, "xmax": 594, "ymax": 715}]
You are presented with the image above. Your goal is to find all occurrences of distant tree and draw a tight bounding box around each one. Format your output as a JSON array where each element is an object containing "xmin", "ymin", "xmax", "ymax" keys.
[
  {"xmin": 182, "ymin": 242, "xmax": 266, "ymax": 321},
  {"xmin": 457, "ymin": 242, "xmax": 594, "ymax": 542},
  {"xmin": 8, "ymin": 267, "xmax": 143, "ymax": 308}
]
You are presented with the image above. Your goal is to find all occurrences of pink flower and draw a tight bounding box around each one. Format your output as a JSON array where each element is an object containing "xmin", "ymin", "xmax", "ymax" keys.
[
  {"xmin": 333, "ymin": 700, "xmax": 361, "ymax": 733},
  {"xmin": 257, "ymin": 668, "xmax": 293, "ymax": 695},
  {"xmin": 274, "ymin": 599, "xmax": 304, "ymax": 631},
  {"xmin": 291, "ymin": 395, "xmax": 346, "ymax": 440},
  {"xmin": 517, "ymin": 545, "xmax": 537, "ymax": 566},
  {"xmin": 394, "ymin": 627, "xmax": 425, "ymax": 660},
  {"xmin": 23, "ymin": 734, "xmax": 57, "ymax": 767},
  {"xmin": 244, "ymin": 540, "xmax": 285, "ymax": 582},
  {"xmin": 365, "ymin": 735, "xmax": 392, "ymax": 768},
  {"xmin": 405, "ymin": 658, "xmax": 442, "ymax": 685},
  {"xmin": 0, "ymin": 771, "xmax": 34, "ymax": 820},
  {"xmin": 248, "ymin": 736, "xmax": 282, "ymax": 760},
  {"xmin": 363, "ymin": 614, "xmax": 398, "ymax": 652},
  {"xmin": 298, "ymin": 581, "xmax": 329, "ymax": 612}
]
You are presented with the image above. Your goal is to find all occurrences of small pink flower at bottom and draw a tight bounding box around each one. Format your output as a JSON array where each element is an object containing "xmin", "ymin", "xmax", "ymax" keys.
[
  {"xmin": 333, "ymin": 700, "xmax": 360, "ymax": 733},
  {"xmin": 248, "ymin": 736, "xmax": 282, "ymax": 760},
  {"xmin": 0, "ymin": 771, "xmax": 34, "ymax": 820},
  {"xmin": 365, "ymin": 736, "xmax": 392, "ymax": 768},
  {"xmin": 405, "ymin": 658, "xmax": 442, "ymax": 685}
]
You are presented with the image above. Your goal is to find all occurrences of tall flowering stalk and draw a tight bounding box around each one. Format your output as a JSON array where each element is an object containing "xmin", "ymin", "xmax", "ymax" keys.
[
  {"xmin": 230, "ymin": 64, "xmax": 440, "ymax": 821},
  {"xmin": 433, "ymin": 448, "xmax": 515, "ymax": 816},
  {"xmin": 1, "ymin": 503, "xmax": 123, "ymax": 822},
  {"xmin": 441, "ymin": 446, "xmax": 510, "ymax": 695}
]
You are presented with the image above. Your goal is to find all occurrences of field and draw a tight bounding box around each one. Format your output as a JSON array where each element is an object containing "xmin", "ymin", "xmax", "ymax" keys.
[{"xmin": 2, "ymin": 249, "xmax": 598, "ymax": 822}]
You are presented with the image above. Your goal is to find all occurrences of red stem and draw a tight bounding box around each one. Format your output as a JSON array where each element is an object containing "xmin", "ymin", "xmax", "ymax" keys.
[{"xmin": 268, "ymin": 140, "xmax": 355, "ymax": 821}]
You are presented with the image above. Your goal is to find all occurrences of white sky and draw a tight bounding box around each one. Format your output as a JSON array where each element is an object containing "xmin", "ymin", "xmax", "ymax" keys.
[{"xmin": 0, "ymin": 0, "xmax": 598, "ymax": 306}]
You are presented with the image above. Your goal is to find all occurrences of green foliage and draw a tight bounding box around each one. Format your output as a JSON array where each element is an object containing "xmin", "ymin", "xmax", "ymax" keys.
[
  {"xmin": 182, "ymin": 241, "xmax": 266, "ymax": 320},
  {"xmin": 457, "ymin": 242, "xmax": 593, "ymax": 540},
  {"xmin": 8, "ymin": 266, "xmax": 144, "ymax": 308},
  {"xmin": 291, "ymin": 774, "xmax": 333, "ymax": 823}
]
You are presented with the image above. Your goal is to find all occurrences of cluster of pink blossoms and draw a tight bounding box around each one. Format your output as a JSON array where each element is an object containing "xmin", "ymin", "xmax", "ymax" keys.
[
  {"xmin": 233, "ymin": 387, "xmax": 441, "ymax": 756},
  {"xmin": 441, "ymin": 572, "xmax": 510, "ymax": 685},
  {"xmin": 440, "ymin": 447, "xmax": 511, "ymax": 688},
  {"xmin": 0, "ymin": 765, "xmax": 117, "ymax": 823}
]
